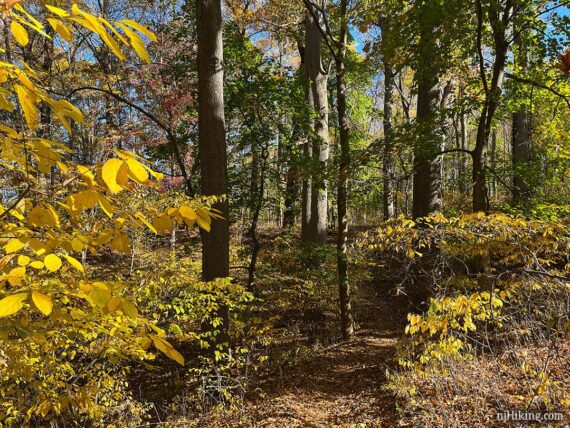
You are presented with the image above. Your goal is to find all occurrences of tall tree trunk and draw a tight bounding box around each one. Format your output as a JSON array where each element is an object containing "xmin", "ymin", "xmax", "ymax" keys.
[
  {"xmin": 412, "ymin": 4, "xmax": 442, "ymax": 219},
  {"xmin": 382, "ymin": 55, "xmax": 395, "ymax": 219},
  {"xmin": 512, "ymin": 111, "xmax": 531, "ymax": 203},
  {"xmin": 336, "ymin": 0, "xmax": 354, "ymax": 340},
  {"xmin": 472, "ymin": 0, "xmax": 511, "ymax": 213},
  {"xmin": 247, "ymin": 142, "xmax": 266, "ymax": 290},
  {"xmin": 490, "ymin": 128, "xmax": 497, "ymax": 198},
  {"xmin": 305, "ymin": 7, "xmax": 329, "ymax": 244},
  {"xmin": 301, "ymin": 136, "xmax": 312, "ymax": 241},
  {"xmin": 300, "ymin": 41, "xmax": 312, "ymax": 242},
  {"xmin": 459, "ymin": 103, "xmax": 469, "ymax": 194},
  {"xmin": 511, "ymin": 33, "xmax": 532, "ymax": 205},
  {"xmin": 196, "ymin": 0, "xmax": 230, "ymax": 347}
]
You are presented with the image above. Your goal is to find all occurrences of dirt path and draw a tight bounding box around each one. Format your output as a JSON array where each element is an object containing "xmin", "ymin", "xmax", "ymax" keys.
[{"xmin": 242, "ymin": 280, "xmax": 409, "ymax": 427}]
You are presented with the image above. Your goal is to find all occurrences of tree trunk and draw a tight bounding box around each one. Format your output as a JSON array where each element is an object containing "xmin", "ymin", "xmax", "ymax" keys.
[
  {"xmin": 336, "ymin": 0, "xmax": 354, "ymax": 340},
  {"xmin": 459, "ymin": 105, "xmax": 469, "ymax": 194},
  {"xmin": 490, "ymin": 128, "xmax": 497, "ymax": 198},
  {"xmin": 382, "ymin": 56, "xmax": 395, "ymax": 219},
  {"xmin": 472, "ymin": 0, "xmax": 511, "ymax": 213},
  {"xmin": 196, "ymin": 0, "xmax": 230, "ymax": 347},
  {"xmin": 283, "ymin": 162, "xmax": 297, "ymax": 227},
  {"xmin": 247, "ymin": 143, "xmax": 266, "ymax": 290},
  {"xmin": 511, "ymin": 32, "xmax": 532, "ymax": 206},
  {"xmin": 305, "ymin": 7, "xmax": 329, "ymax": 244},
  {"xmin": 412, "ymin": 6, "xmax": 442, "ymax": 219},
  {"xmin": 512, "ymin": 111, "xmax": 531, "ymax": 204}
]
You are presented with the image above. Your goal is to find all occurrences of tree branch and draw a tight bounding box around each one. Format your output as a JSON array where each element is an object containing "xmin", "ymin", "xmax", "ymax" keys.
[{"xmin": 505, "ymin": 73, "xmax": 570, "ymax": 110}]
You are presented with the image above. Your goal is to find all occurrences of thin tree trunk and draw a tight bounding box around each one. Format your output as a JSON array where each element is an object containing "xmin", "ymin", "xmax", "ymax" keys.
[
  {"xmin": 459, "ymin": 103, "xmax": 469, "ymax": 194},
  {"xmin": 336, "ymin": 0, "xmax": 354, "ymax": 340},
  {"xmin": 490, "ymin": 128, "xmax": 497, "ymax": 198},
  {"xmin": 472, "ymin": 0, "xmax": 511, "ymax": 213},
  {"xmin": 512, "ymin": 111, "xmax": 531, "ymax": 203},
  {"xmin": 511, "ymin": 33, "xmax": 532, "ymax": 205},
  {"xmin": 247, "ymin": 143, "xmax": 267, "ymax": 290},
  {"xmin": 382, "ymin": 55, "xmax": 395, "ymax": 219}
]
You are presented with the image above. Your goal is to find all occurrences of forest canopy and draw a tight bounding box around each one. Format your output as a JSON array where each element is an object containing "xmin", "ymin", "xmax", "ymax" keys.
[{"xmin": 0, "ymin": 0, "xmax": 568, "ymax": 427}]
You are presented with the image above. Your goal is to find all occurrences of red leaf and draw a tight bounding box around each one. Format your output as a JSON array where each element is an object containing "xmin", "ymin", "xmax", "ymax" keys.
[{"xmin": 557, "ymin": 50, "xmax": 570, "ymax": 75}]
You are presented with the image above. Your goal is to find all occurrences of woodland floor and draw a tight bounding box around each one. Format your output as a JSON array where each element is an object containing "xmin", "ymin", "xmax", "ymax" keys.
[
  {"xmin": 132, "ymin": 231, "xmax": 413, "ymax": 427},
  {"xmin": 236, "ymin": 279, "xmax": 409, "ymax": 427}
]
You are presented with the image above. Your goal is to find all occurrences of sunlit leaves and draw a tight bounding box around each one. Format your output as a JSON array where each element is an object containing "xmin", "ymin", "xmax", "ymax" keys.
[
  {"xmin": 32, "ymin": 291, "xmax": 53, "ymax": 316},
  {"xmin": 47, "ymin": 18, "xmax": 72, "ymax": 41},
  {"xmin": 152, "ymin": 336, "xmax": 184, "ymax": 366},
  {"xmin": 14, "ymin": 84, "xmax": 38, "ymax": 130},
  {"xmin": 45, "ymin": 4, "xmax": 69, "ymax": 17},
  {"xmin": 102, "ymin": 158, "xmax": 125, "ymax": 193},
  {"xmin": 120, "ymin": 19, "xmax": 157, "ymax": 42},
  {"xmin": 125, "ymin": 158, "xmax": 149, "ymax": 183},
  {"xmin": 44, "ymin": 254, "xmax": 62, "ymax": 272},
  {"xmin": 0, "ymin": 293, "xmax": 28, "ymax": 317},
  {"xmin": 27, "ymin": 204, "xmax": 60, "ymax": 228},
  {"xmin": 63, "ymin": 255, "xmax": 84, "ymax": 273},
  {"xmin": 10, "ymin": 21, "xmax": 28, "ymax": 46},
  {"xmin": 4, "ymin": 239, "xmax": 26, "ymax": 254}
]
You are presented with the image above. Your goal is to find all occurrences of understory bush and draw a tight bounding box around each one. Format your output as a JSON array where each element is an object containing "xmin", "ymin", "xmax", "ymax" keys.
[{"xmin": 360, "ymin": 213, "xmax": 569, "ymax": 427}]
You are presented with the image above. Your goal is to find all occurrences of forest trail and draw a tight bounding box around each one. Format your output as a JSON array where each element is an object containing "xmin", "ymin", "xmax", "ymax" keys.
[{"xmin": 242, "ymin": 277, "xmax": 409, "ymax": 427}]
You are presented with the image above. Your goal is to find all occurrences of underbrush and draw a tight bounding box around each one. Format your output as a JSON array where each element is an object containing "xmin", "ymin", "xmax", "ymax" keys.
[{"xmin": 360, "ymin": 213, "xmax": 570, "ymax": 427}]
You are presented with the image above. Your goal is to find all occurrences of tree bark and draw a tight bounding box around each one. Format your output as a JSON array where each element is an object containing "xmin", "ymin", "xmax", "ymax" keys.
[
  {"xmin": 472, "ymin": 0, "xmax": 512, "ymax": 213},
  {"xmin": 336, "ymin": 0, "xmax": 354, "ymax": 340},
  {"xmin": 305, "ymin": 7, "xmax": 329, "ymax": 244},
  {"xmin": 459, "ymin": 102, "xmax": 469, "ymax": 194},
  {"xmin": 512, "ymin": 111, "xmax": 531, "ymax": 203},
  {"xmin": 382, "ymin": 55, "xmax": 395, "ymax": 219},
  {"xmin": 511, "ymin": 33, "xmax": 532, "ymax": 205},
  {"xmin": 196, "ymin": 0, "xmax": 230, "ymax": 347},
  {"xmin": 412, "ymin": 5, "xmax": 442, "ymax": 219}
]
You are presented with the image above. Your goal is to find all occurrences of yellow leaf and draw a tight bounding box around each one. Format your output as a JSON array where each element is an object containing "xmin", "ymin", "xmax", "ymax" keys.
[
  {"xmin": 45, "ymin": 4, "xmax": 70, "ymax": 17},
  {"xmin": 102, "ymin": 158, "xmax": 124, "ymax": 193},
  {"xmin": 116, "ymin": 23, "xmax": 150, "ymax": 63},
  {"xmin": 29, "ymin": 260, "xmax": 44, "ymax": 269},
  {"xmin": 27, "ymin": 204, "xmax": 60, "ymax": 228},
  {"xmin": 125, "ymin": 158, "xmax": 149, "ymax": 183},
  {"xmin": 11, "ymin": 21, "xmax": 29, "ymax": 46},
  {"xmin": 17, "ymin": 255, "xmax": 30, "ymax": 266},
  {"xmin": 135, "ymin": 212, "xmax": 157, "ymax": 233},
  {"xmin": 107, "ymin": 296, "xmax": 123, "ymax": 312},
  {"xmin": 120, "ymin": 19, "xmax": 157, "ymax": 42},
  {"xmin": 72, "ymin": 190, "xmax": 98, "ymax": 210},
  {"xmin": 179, "ymin": 206, "xmax": 196, "ymax": 221},
  {"xmin": 98, "ymin": 194, "xmax": 114, "ymax": 218},
  {"xmin": 111, "ymin": 233, "xmax": 130, "ymax": 254},
  {"xmin": 0, "ymin": 293, "xmax": 28, "ymax": 317},
  {"xmin": 15, "ymin": 84, "xmax": 38, "ymax": 130},
  {"xmin": 7, "ymin": 266, "xmax": 25, "ymax": 286},
  {"xmin": 31, "ymin": 291, "xmax": 53, "ymax": 316},
  {"xmin": 196, "ymin": 208, "xmax": 212, "ymax": 232},
  {"xmin": 44, "ymin": 254, "xmax": 62, "ymax": 272},
  {"xmin": 152, "ymin": 214, "xmax": 173, "ymax": 233},
  {"xmin": 121, "ymin": 300, "xmax": 138, "ymax": 319},
  {"xmin": 71, "ymin": 237, "xmax": 84, "ymax": 252},
  {"xmin": 63, "ymin": 254, "xmax": 84, "ymax": 273},
  {"xmin": 152, "ymin": 336, "xmax": 184, "ymax": 366},
  {"xmin": 47, "ymin": 18, "xmax": 72, "ymax": 41},
  {"xmin": 89, "ymin": 287, "xmax": 111, "ymax": 308},
  {"xmin": 4, "ymin": 238, "xmax": 26, "ymax": 254}
]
